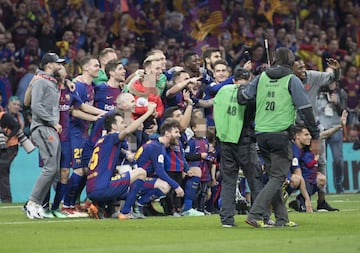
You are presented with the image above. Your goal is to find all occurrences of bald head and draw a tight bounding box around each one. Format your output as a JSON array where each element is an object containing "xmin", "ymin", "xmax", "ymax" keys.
[{"xmin": 116, "ymin": 93, "xmax": 135, "ymax": 112}]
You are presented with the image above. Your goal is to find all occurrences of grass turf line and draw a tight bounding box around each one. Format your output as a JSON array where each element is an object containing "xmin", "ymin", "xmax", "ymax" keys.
[{"xmin": 0, "ymin": 194, "xmax": 359, "ymax": 253}]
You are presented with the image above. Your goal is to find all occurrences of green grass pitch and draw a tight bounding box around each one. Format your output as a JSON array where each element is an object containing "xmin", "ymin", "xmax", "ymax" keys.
[{"xmin": 0, "ymin": 194, "xmax": 359, "ymax": 253}]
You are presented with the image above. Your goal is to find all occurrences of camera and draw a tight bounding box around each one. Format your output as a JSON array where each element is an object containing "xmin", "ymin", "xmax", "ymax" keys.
[
  {"xmin": 0, "ymin": 130, "xmax": 6, "ymax": 150},
  {"xmin": 244, "ymin": 50, "xmax": 251, "ymax": 62},
  {"xmin": 17, "ymin": 131, "xmax": 35, "ymax": 153}
]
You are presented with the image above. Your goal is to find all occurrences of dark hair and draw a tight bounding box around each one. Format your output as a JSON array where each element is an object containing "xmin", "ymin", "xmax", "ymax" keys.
[
  {"xmin": 159, "ymin": 118, "xmax": 180, "ymax": 135},
  {"xmin": 143, "ymin": 116, "xmax": 156, "ymax": 129},
  {"xmin": 233, "ymin": 67, "xmax": 251, "ymax": 81},
  {"xmin": 103, "ymin": 112, "xmax": 122, "ymax": 132},
  {"xmin": 294, "ymin": 54, "xmax": 302, "ymax": 62},
  {"xmin": 183, "ymin": 51, "xmax": 198, "ymax": 63},
  {"xmin": 80, "ymin": 55, "xmax": 94, "ymax": 67},
  {"xmin": 105, "ymin": 59, "xmax": 121, "ymax": 77},
  {"xmin": 211, "ymin": 59, "xmax": 228, "ymax": 71},
  {"xmin": 273, "ymin": 47, "xmax": 295, "ymax": 67},
  {"xmin": 163, "ymin": 106, "xmax": 180, "ymax": 120},
  {"xmin": 203, "ymin": 47, "xmax": 220, "ymax": 60},
  {"xmin": 294, "ymin": 123, "xmax": 307, "ymax": 135},
  {"xmin": 171, "ymin": 70, "xmax": 188, "ymax": 82}
]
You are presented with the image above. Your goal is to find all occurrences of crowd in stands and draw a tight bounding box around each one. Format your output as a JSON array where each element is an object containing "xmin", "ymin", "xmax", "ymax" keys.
[
  {"xmin": 0, "ymin": 0, "xmax": 359, "ymax": 138},
  {"xmin": 0, "ymin": 0, "xmax": 359, "ymax": 219}
]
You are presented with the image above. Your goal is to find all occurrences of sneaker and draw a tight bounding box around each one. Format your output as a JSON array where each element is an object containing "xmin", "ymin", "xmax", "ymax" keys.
[
  {"xmin": 88, "ymin": 204, "xmax": 100, "ymax": 219},
  {"xmin": 74, "ymin": 203, "xmax": 86, "ymax": 213},
  {"xmin": 119, "ymin": 212, "xmax": 133, "ymax": 220},
  {"xmin": 61, "ymin": 207, "xmax": 81, "ymax": 218},
  {"xmin": 182, "ymin": 208, "xmax": 205, "ymax": 216},
  {"xmin": 72, "ymin": 210, "xmax": 89, "ymax": 218},
  {"xmin": 25, "ymin": 202, "xmax": 44, "ymax": 219},
  {"xmin": 264, "ymin": 219, "xmax": 275, "ymax": 226},
  {"xmin": 245, "ymin": 218, "xmax": 274, "ymax": 228},
  {"xmin": 83, "ymin": 199, "xmax": 93, "ymax": 210},
  {"xmin": 317, "ymin": 201, "xmax": 339, "ymax": 212},
  {"xmin": 276, "ymin": 221, "xmax": 299, "ymax": 227},
  {"xmin": 132, "ymin": 202, "xmax": 145, "ymax": 219},
  {"xmin": 284, "ymin": 221, "xmax": 298, "ymax": 227},
  {"xmin": 288, "ymin": 199, "xmax": 299, "ymax": 210},
  {"xmin": 22, "ymin": 201, "xmax": 28, "ymax": 213},
  {"xmin": 222, "ymin": 224, "xmax": 237, "ymax": 228},
  {"xmin": 43, "ymin": 209, "xmax": 55, "ymax": 218},
  {"xmin": 51, "ymin": 209, "xmax": 68, "ymax": 218},
  {"xmin": 173, "ymin": 212, "xmax": 182, "ymax": 217}
]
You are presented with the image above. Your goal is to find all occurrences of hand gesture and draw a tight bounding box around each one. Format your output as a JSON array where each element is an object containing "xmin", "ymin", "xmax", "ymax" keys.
[
  {"xmin": 147, "ymin": 102, "xmax": 157, "ymax": 113},
  {"xmin": 326, "ymin": 58, "xmax": 340, "ymax": 70},
  {"xmin": 340, "ymin": 110, "xmax": 348, "ymax": 127},
  {"xmin": 183, "ymin": 89, "xmax": 193, "ymax": 105},
  {"xmin": 65, "ymin": 80, "xmax": 76, "ymax": 92}
]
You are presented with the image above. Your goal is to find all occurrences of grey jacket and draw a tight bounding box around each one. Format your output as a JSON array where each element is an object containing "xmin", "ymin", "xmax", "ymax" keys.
[
  {"xmin": 30, "ymin": 70, "xmax": 60, "ymax": 131},
  {"xmin": 303, "ymin": 68, "xmax": 341, "ymax": 114}
]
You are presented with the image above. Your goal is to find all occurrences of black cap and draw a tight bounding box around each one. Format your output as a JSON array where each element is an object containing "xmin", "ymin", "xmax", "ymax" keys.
[{"xmin": 40, "ymin": 53, "xmax": 65, "ymax": 69}]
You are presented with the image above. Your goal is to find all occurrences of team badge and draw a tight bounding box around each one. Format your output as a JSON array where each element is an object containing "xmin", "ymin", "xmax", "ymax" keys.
[
  {"xmin": 158, "ymin": 154, "xmax": 164, "ymax": 163},
  {"xmin": 292, "ymin": 157, "xmax": 299, "ymax": 166}
]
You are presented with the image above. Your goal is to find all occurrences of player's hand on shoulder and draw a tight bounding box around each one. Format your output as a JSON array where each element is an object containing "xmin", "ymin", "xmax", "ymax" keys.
[{"xmin": 65, "ymin": 79, "xmax": 76, "ymax": 92}]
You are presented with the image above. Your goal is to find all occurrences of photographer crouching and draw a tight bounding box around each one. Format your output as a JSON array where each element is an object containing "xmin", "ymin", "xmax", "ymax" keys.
[{"xmin": 0, "ymin": 96, "xmax": 34, "ymax": 203}]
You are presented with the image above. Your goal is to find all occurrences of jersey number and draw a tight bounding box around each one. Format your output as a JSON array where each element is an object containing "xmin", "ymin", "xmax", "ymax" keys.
[
  {"xmin": 265, "ymin": 101, "xmax": 275, "ymax": 111},
  {"xmin": 74, "ymin": 148, "xmax": 83, "ymax": 159},
  {"xmin": 227, "ymin": 106, "xmax": 237, "ymax": 116},
  {"xmin": 89, "ymin": 147, "xmax": 99, "ymax": 171}
]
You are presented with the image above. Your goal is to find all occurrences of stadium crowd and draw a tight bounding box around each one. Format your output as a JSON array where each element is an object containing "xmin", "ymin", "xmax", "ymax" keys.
[{"xmin": 0, "ymin": 0, "xmax": 359, "ymax": 226}]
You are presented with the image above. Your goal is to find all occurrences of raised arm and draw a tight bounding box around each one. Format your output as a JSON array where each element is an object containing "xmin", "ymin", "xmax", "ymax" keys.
[{"xmin": 119, "ymin": 102, "xmax": 156, "ymax": 140}]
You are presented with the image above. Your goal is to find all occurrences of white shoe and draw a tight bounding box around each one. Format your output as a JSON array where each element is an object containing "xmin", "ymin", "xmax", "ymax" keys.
[
  {"xmin": 72, "ymin": 210, "xmax": 89, "ymax": 218},
  {"xmin": 182, "ymin": 208, "xmax": 205, "ymax": 216},
  {"xmin": 25, "ymin": 202, "xmax": 45, "ymax": 219}
]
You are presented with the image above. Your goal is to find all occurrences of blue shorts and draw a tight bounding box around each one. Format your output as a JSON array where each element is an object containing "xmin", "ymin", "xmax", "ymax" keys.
[
  {"xmin": 81, "ymin": 141, "xmax": 93, "ymax": 168},
  {"xmin": 70, "ymin": 134, "xmax": 86, "ymax": 169},
  {"xmin": 87, "ymin": 172, "xmax": 131, "ymax": 202},
  {"xmin": 61, "ymin": 141, "xmax": 72, "ymax": 168}
]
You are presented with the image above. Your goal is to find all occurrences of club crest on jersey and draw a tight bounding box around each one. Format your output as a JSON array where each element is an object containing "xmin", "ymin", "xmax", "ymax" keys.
[
  {"xmin": 158, "ymin": 154, "xmax": 164, "ymax": 163},
  {"xmin": 292, "ymin": 157, "xmax": 299, "ymax": 166}
]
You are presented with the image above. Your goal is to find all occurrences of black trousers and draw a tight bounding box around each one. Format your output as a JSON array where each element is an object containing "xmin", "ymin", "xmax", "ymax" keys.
[{"xmin": 0, "ymin": 145, "xmax": 18, "ymax": 203}]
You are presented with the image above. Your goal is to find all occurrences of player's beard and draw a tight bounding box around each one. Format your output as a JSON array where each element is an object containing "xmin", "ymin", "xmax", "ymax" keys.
[
  {"xmin": 52, "ymin": 68, "xmax": 62, "ymax": 82},
  {"xmin": 169, "ymin": 137, "xmax": 179, "ymax": 146}
]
